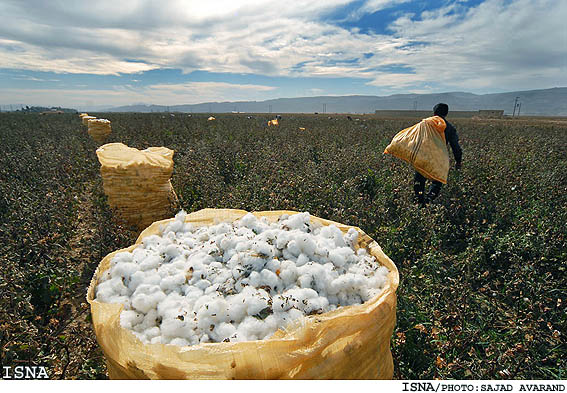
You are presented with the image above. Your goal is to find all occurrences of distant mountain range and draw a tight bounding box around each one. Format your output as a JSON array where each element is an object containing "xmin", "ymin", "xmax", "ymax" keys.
[{"xmin": 105, "ymin": 87, "xmax": 565, "ymax": 116}]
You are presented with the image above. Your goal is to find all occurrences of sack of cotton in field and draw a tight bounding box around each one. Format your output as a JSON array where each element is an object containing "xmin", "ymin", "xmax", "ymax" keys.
[
  {"xmin": 82, "ymin": 115, "xmax": 96, "ymax": 126},
  {"xmin": 87, "ymin": 208, "xmax": 399, "ymax": 380},
  {"xmin": 95, "ymin": 143, "xmax": 178, "ymax": 229},
  {"xmin": 384, "ymin": 115, "xmax": 450, "ymax": 183},
  {"xmin": 88, "ymin": 118, "xmax": 112, "ymax": 142}
]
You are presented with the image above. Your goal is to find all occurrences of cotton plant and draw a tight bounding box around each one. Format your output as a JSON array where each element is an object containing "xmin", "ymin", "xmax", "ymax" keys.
[{"xmin": 95, "ymin": 211, "xmax": 390, "ymax": 346}]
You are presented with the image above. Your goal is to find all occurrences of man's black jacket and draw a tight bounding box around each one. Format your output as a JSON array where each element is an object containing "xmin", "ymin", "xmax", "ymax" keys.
[{"xmin": 441, "ymin": 118, "xmax": 462, "ymax": 165}]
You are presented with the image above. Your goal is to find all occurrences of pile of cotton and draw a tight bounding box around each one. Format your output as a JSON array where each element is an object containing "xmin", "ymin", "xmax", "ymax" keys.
[
  {"xmin": 94, "ymin": 211, "xmax": 390, "ymax": 346},
  {"xmin": 82, "ymin": 115, "xmax": 96, "ymax": 126},
  {"xmin": 96, "ymin": 143, "xmax": 178, "ymax": 229},
  {"xmin": 88, "ymin": 118, "xmax": 112, "ymax": 142}
]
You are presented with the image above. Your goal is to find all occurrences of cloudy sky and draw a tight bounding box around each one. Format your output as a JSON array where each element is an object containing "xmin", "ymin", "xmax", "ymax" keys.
[{"xmin": 0, "ymin": 0, "xmax": 565, "ymax": 109}]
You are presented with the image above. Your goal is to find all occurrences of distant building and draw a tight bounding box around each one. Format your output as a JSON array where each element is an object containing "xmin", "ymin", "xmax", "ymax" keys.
[
  {"xmin": 374, "ymin": 109, "xmax": 504, "ymax": 118},
  {"xmin": 39, "ymin": 110, "xmax": 65, "ymax": 115}
]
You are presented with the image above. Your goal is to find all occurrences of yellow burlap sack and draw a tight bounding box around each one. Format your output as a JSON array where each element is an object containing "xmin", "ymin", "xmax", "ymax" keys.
[
  {"xmin": 96, "ymin": 143, "xmax": 178, "ymax": 229},
  {"xmin": 86, "ymin": 208, "xmax": 399, "ymax": 380},
  {"xmin": 88, "ymin": 118, "xmax": 112, "ymax": 142},
  {"xmin": 82, "ymin": 115, "xmax": 97, "ymax": 126},
  {"xmin": 384, "ymin": 116, "xmax": 450, "ymax": 183}
]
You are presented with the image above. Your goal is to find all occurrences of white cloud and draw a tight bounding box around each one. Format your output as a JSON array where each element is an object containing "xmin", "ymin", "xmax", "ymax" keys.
[
  {"xmin": 0, "ymin": 0, "xmax": 565, "ymax": 95},
  {"xmin": 0, "ymin": 81, "xmax": 278, "ymax": 108}
]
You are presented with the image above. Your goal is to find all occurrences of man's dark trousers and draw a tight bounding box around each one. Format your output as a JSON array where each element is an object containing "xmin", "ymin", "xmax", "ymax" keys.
[{"xmin": 414, "ymin": 171, "xmax": 442, "ymax": 205}]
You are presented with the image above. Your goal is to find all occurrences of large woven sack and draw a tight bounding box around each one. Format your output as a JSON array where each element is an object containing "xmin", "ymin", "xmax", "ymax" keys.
[
  {"xmin": 96, "ymin": 143, "xmax": 178, "ymax": 229},
  {"xmin": 86, "ymin": 208, "xmax": 399, "ymax": 380},
  {"xmin": 384, "ymin": 116, "xmax": 450, "ymax": 183},
  {"xmin": 82, "ymin": 115, "xmax": 97, "ymax": 126},
  {"xmin": 88, "ymin": 118, "xmax": 112, "ymax": 142}
]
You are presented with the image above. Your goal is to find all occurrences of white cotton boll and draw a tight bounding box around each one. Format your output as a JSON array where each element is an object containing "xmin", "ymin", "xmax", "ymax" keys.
[
  {"xmin": 142, "ymin": 272, "xmax": 162, "ymax": 286},
  {"xmin": 285, "ymin": 212, "xmax": 310, "ymax": 230},
  {"xmin": 107, "ymin": 295, "xmax": 130, "ymax": 305},
  {"xmin": 166, "ymin": 219, "xmax": 184, "ymax": 233},
  {"xmin": 95, "ymin": 286, "xmax": 115, "ymax": 303},
  {"xmin": 248, "ymin": 271, "xmax": 262, "ymax": 288},
  {"xmin": 204, "ymin": 283, "xmax": 220, "ymax": 294},
  {"xmin": 207, "ymin": 298, "xmax": 229, "ymax": 322},
  {"xmin": 127, "ymin": 270, "xmax": 146, "ymax": 292},
  {"xmin": 227, "ymin": 295, "xmax": 248, "ymax": 323},
  {"xmin": 287, "ymin": 308, "xmax": 305, "ymax": 323},
  {"xmin": 275, "ymin": 231, "xmax": 291, "ymax": 249},
  {"xmin": 200, "ymin": 334, "xmax": 210, "ymax": 343},
  {"xmin": 108, "ymin": 277, "xmax": 130, "ymax": 296},
  {"xmin": 220, "ymin": 236, "xmax": 236, "ymax": 252},
  {"xmin": 344, "ymin": 228, "xmax": 359, "ymax": 247},
  {"xmin": 164, "ymin": 244, "xmax": 181, "ymax": 260},
  {"xmin": 245, "ymin": 294, "xmax": 269, "ymax": 316},
  {"xmin": 132, "ymin": 248, "xmax": 151, "ymax": 264},
  {"xmin": 194, "ymin": 279, "xmax": 211, "ymax": 290},
  {"xmin": 144, "ymin": 326, "xmax": 161, "ymax": 340},
  {"xmin": 132, "ymin": 331, "xmax": 147, "ymax": 343},
  {"xmin": 296, "ymin": 253, "xmax": 309, "ymax": 267},
  {"xmin": 160, "ymin": 317, "xmax": 186, "ymax": 338},
  {"xmin": 156, "ymin": 292, "xmax": 184, "ymax": 317},
  {"xmin": 112, "ymin": 251, "xmax": 133, "ymax": 265},
  {"xmin": 251, "ymin": 240, "xmax": 274, "ymax": 258},
  {"xmin": 238, "ymin": 213, "xmax": 258, "ymax": 228},
  {"xmin": 160, "ymin": 273, "xmax": 187, "ymax": 292},
  {"xmin": 239, "ymin": 316, "xmax": 266, "ymax": 338},
  {"xmin": 169, "ymin": 338, "xmax": 190, "ymax": 347},
  {"xmin": 377, "ymin": 266, "xmax": 389, "ymax": 277},
  {"xmin": 137, "ymin": 309, "xmax": 160, "ymax": 331},
  {"xmin": 180, "ymin": 236, "xmax": 196, "ymax": 249},
  {"xmin": 327, "ymin": 294, "xmax": 339, "ymax": 305},
  {"xmin": 296, "ymin": 233, "xmax": 317, "ymax": 257},
  {"xmin": 150, "ymin": 336, "xmax": 163, "ymax": 344},
  {"xmin": 286, "ymin": 240, "xmax": 301, "ymax": 257},
  {"xmin": 297, "ymin": 273, "xmax": 313, "ymax": 289},
  {"xmin": 175, "ymin": 209, "xmax": 188, "ymax": 223},
  {"xmin": 140, "ymin": 255, "xmax": 161, "ymax": 271},
  {"xmin": 213, "ymin": 322, "xmax": 236, "ymax": 342},
  {"xmin": 279, "ymin": 261, "xmax": 298, "ymax": 288},
  {"xmin": 111, "ymin": 262, "xmax": 139, "ymax": 280},
  {"xmin": 120, "ymin": 310, "xmax": 144, "ymax": 330},
  {"xmin": 272, "ymin": 295, "xmax": 290, "ymax": 312},
  {"xmin": 260, "ymin": 269, "xmax": 280, "ymax": 292},
  {"xmin": 196, "ymin": 231, "xmax": 209, "ymax": 242},
  {"xmin": 246, "ymin": 255, "xmax": 266, "ymax": 272},
  {"xmin": 304, "ymin": 296, "xmax": 329, "ymax": 315},
  {"xmin": 367, "ymin": 274, "xmax": 386, "ymax": 290},
  {"xmin": 328, "ymin": 250, "xmax": 346, "ymax": 268},
  {"xmin": 265, "ymin": 259, "xmax": 281, "ymax": 273},
  {"xmin": 131, "ymin": 286, "xmax": 166, "ymax": 314},
  {"xmin": 356, "ymin": 248, "xmax": 367, "ymax": 256},
  {"xmin": 193, "ymin": 294, "xmax": 214, "ymax": 313}
]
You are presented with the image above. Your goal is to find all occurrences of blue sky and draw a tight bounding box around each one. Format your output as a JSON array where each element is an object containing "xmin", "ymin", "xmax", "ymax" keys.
[{"xmin": 0, "ymin": 0, "xmax": 565, "ymax": 109}]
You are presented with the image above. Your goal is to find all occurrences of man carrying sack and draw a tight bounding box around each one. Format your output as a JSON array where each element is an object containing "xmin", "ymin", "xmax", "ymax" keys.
[{"xmin": 384, "ymin": 103, "xmax": 463, "ymax": 207}]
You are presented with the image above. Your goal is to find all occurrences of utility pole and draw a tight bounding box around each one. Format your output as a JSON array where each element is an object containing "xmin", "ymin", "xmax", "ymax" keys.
[
  {"xmin": 512, "ymin": 96, "xmax": 519, "ymax": 117},
  {"xmin": 517, "ymin": 102, "xmax": 521, "ymax": 117}
]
